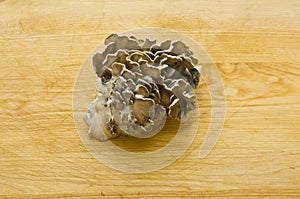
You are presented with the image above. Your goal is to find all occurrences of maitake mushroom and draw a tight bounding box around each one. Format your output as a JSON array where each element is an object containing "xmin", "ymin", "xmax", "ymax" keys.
[{"xmin": 85, "ymin": 34, "xmax": 201, "ymax": 141}]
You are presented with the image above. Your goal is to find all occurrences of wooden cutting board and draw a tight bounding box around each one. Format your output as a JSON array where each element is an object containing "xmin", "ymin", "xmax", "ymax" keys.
[{"xmin": 1, "ymin": 1, "xmax": 299, "ymax": 198}]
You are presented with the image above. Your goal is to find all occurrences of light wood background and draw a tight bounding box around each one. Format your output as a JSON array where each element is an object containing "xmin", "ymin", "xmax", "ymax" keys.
[{"xmin": 1, "ymin": 0, "xmax": 300, "ymax": 198}]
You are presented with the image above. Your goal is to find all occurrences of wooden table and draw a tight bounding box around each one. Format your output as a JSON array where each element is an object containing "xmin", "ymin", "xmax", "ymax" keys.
[{"xmin": 1, "ymin": 1, "xmax": 299, "ymax": 198}]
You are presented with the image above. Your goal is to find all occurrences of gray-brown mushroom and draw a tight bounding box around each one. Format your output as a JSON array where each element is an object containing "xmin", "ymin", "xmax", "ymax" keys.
[{"xmin": 85, "ymin": 34, "xmax": 201, "ymax": 141}]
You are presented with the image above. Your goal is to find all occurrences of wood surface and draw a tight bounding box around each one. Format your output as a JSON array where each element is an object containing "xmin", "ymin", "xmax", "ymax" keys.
[{"xmin": 1, "ymin": 0, "xmax": 300, "ymax": 198}]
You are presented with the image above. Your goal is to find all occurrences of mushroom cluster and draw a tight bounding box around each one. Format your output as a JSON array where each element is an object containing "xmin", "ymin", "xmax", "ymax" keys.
[{"xmin": 85, "ymin": 34, "xmax": 201, "ymax": 141}]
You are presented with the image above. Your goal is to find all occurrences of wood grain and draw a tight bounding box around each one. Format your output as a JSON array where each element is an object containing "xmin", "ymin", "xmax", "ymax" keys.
[{"xmin": 0, "ymin": 0, "xmax": 300, "ymax": 198}]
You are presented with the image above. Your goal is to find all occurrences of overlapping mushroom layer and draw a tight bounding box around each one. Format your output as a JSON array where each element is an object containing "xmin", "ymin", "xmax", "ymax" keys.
[{"xmin": 85, "ymin": 34, "xmax": 201, "ymax": 140}]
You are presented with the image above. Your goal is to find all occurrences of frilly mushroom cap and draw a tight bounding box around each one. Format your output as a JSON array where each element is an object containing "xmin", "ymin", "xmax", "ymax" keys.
[{"xmin": 85, "ymin": 34, "xmax": 201, "ymax": 140}]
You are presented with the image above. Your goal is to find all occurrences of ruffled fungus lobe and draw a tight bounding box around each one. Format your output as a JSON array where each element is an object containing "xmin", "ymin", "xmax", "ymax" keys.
[{"xmin": 85, "ymin": 34, "xmax": 201, "ymax": 141}]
